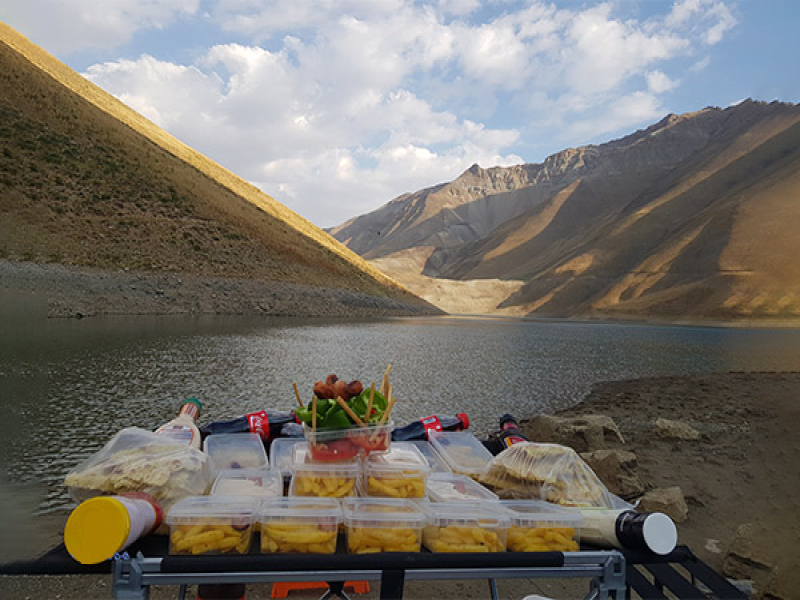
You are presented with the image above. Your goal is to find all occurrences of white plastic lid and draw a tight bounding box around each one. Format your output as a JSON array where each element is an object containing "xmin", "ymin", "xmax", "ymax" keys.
[
  {"xmin": 259, "ymin": 497, "xmax": 342, "ymax": 521},
  {"xmin": 366, "ymin": 442, "xmax": 430, "ymax": 474},
  {"xmin": 501, "ymin": 500, "xmax": 583, "ymax": 528},
  {"xmin": 423, "ymin": 501, "xmax": 510, "ymax": 528},
  {"xmin": 642, "ymin": 512, "xmax": 678, "ymax": 555},
  {"xmin": 166, "ymin": 495, "xmax": 258, "ymax": 525},
  {"xmin": 270, "ymin": 438, "xmax": 302, "ymax": 477},
  {"xmin": 409, "ymin": 441, "xmax": 452, "ymax": 473},
  {"xmin": 342, "ymin": 498, "xmax": 427, "ymax": 528}
]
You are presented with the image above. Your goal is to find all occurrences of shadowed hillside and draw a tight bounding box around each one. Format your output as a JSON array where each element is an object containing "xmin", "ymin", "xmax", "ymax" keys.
[
  {"xmin": 332, "ymin": 101, "xmax": 800, "ymax": 322},
  {"xmin": 0, "ymin": 25, "xmax": 438, "ymax": 317}
]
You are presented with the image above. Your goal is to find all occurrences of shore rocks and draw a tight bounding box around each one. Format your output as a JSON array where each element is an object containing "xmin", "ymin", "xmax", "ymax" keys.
[
  {"xmin": 638, "ymin": 486, "xmax": 689, "ymax": 522},
  {"xmin": 654, "ymin": 418, "xmax": 701, "ymax": 441},
  {"xmin": 580, "ymin": 449, "xmax": 644, "ymax": 499},
  {"xmin": 723, "ymin": 522, "xmax": 775, "ymax": 582},
  {"xmin": 523, "ymin": 414, "xmax": 625, "ymax": 453}
]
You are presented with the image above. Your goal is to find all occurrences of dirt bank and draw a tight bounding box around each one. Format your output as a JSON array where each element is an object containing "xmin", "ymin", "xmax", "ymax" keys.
[{"xmin": 0, "ymin": 260, "xmax": 440, "ymax": 319}]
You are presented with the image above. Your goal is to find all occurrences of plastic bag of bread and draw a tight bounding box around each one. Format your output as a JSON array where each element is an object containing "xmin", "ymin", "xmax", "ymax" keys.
[
  {"xmin": 479, "ymin": 442, "xmax": 612, "ymax": 508},
  {"xmin": 64, "ymin": 427, "xmax": 210, "ymax": 513}
]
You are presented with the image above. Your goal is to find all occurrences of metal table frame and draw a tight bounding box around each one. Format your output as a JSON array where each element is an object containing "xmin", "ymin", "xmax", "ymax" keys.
[{"xmin": 112, "ymin": 550, "xmax": 627, "ymax": 600}]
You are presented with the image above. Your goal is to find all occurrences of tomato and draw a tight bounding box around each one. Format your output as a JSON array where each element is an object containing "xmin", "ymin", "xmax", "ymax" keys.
[
  {"xmin": 348, "ymin": 431, "xmax": 390, "ymax": 454},
  {"xmin": 309, "ymin": 438, "xmax": 359, "ymax": 461}
]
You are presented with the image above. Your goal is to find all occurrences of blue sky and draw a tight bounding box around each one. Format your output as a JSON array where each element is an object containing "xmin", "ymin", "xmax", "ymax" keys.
[{"xmin": 2, "ymin": 1, "xmax": 798, "ymax": 227}]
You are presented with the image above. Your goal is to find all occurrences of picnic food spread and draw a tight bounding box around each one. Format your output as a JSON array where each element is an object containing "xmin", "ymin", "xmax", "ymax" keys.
[{"xmin": 59, "ymin": 364, "xmax": 678, "ymax": 564}]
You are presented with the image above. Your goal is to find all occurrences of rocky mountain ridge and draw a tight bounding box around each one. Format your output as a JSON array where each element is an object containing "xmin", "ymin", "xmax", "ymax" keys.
[{"xmin": 331, "ymin": 100, "xmax": 800, "ymax": 321}]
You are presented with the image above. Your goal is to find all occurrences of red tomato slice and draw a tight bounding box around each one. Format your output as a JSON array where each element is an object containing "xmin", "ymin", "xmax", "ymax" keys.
[
  {"xmin": 309, "ymin": 438, "xmax": 359, "ymax": 461},
  {"xmin": 348, "ymin": 432, "xmax": 389, "ymax": 454}
]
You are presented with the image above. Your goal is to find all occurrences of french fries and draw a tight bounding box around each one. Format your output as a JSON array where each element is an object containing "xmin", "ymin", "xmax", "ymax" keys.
[
  {"xmin": 261, "ymin": 521, "xmax": 338, "ymax": 554},
  {"xmin": 507, "ymin": 526, "xmax": 579, "ymax": 552},
  {"xmin": 292, "ymin": 474, "xmax": 356, "ymax": 498},
  {"xmin": 423, "ymin": 524, "xmax": 506, "ymax": 553},
  {"xmin": 170, "ymin": 521, "xmax": 252, "ymax": 555},
  {"xmin": 366, "ymin": 474, "xmax": 426, "ymax": 498},
  {"xmin": 347, "ymin": 526, "xmax": 421, "ymax": 553}
]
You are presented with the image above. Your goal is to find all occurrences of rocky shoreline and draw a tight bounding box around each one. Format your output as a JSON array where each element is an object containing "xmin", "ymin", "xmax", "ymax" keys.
[{"xmin": 0, "ymin": 259, "xmax": 439, "ymax": 319}]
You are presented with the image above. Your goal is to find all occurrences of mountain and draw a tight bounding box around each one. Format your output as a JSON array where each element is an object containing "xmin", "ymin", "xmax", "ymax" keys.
[
  {"xmin": 330, "ymin": 101, "xmax": 800, "ymax": 321},
  {"xmin": 0, "ymin": 24, "xmax": 438, "ymax": 317}
]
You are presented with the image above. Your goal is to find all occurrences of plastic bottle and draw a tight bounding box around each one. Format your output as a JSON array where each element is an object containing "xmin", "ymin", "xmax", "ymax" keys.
[
  {"xmin": 199, "ymin": 410, "xmax": 301, "ymax": 443},
  {"xmin": 64, "ymin": 492, "xmax": 163, "ymax": 564},
  {"xmin": 155, "ymin": 397, "xmax": 202, "ymax": 449},
  {"xmin": 578, "ymin": 508, "xmax": 677, "ymax": 555},
  {"xmin": 391, "ymin": 413, "xmax": 470, "ymax": 441},
  {"xmin": 497, "ymin": 413, "xmax": 529, "ymax": 448}
]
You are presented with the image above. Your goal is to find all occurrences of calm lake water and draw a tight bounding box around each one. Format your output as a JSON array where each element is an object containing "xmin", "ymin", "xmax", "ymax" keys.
[{"xmin": 2, "ymin": 313, "xmax": 800, "ymax": 516}]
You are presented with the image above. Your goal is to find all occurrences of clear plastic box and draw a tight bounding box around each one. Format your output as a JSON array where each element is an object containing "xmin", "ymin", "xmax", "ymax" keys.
[
  {"xmin": 426, "ymin": 472, "xmax": 499, "ymax": 503},
  {"xmin": 428, "ymin": 431, "xmax": 493, "ymax": 480},
  {"xmin": 422, "ymin": 501, "xmax": 510, "ymax": 553},
  {"xmin": 303, "ymin": 422, "xmax": 393, "ymax": 461},
  {"xmin": 210, "ymin": 468, "xmax": 283, "ymax": 498},
  {"xmin": 258, "ymin": 497, "xmax": 342, "ymax": 554},
  {"xmin": 289, "ymin": 460, "xmax": 360, "ymax": 498},
  {"xmin": 269, "ymin": 438, "xmax": 303, "ymax": 479},
  {"xmin": 342, "ymin": 497, "xmax": 427, "ymax": 553},
  {"xmin": 501, "ymin": 500, "xmax": 582, "ymax": 552},
  {"xmin": 166, "ymin": 495, "xmax": 258, "ymax": 555},
  {"xmin": 203, "ymin": 433, "xmax": 268, "ymax": 477},
  {"xmin": 364, "ymin": 442, "xmax": 430, "ymax": 499},
  {"xmin": 409, "ymin": 440, "xmax": 452, "ymax": 473}
]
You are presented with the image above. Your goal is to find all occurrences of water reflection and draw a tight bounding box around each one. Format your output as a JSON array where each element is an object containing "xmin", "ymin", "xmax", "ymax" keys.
[{"xmin": 1, "ymin": 314, "xmax": 799, "ymax": 514}]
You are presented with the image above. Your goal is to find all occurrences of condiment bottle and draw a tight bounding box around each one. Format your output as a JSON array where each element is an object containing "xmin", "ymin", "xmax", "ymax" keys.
[
  {"xmin": 155, "ymin": 397, "xmax": 202, "ymax": 449},
  {"xmin": 64, "ymin": 492, "xmax": 163, "ymax": 564},
  {"xmin": 579, "ymin": 508, "xmax": 677, "ymax": 555},
  {"xmin": 497, "ymin": 413, "xmax": 529, "ymax": 448}
]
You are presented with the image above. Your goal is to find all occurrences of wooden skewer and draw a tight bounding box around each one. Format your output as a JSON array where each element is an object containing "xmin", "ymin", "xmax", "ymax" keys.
[
  {"xmin": 335, "ymin": 397, "xmax": 366, "ymax": 427},
  {"xmin": 365, "ymin": 381, "xmax": 376, "ymax": 424},
  {"xmin": 312, "ymin": 394, "xmax": 318, "ymax": 432},
  {"xmin": 381, "ymin": 363, "xmax": 392, "ymax": 395},
  {"xmin": 292, "ymin": 382, "xmax": 304, "ymax": 408},
  {"xmin": 371, "ymin": 393, "xmax": 397, "ymax": 441}
]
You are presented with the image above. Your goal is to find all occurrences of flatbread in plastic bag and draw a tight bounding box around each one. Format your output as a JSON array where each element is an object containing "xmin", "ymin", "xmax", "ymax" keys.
[
  {"xmin": 64, "ymin": 427, "xmax": 209, "ymax": 511},
  {"xmin": 479, "ymin": 442, "xmax": 613, "ymax": 508}
]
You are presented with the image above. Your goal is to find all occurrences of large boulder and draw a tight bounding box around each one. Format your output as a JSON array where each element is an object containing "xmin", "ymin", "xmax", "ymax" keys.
[
  {"xmin": 523, "ymin": 414, "xmax": 625, "ymax": 453},
  {"xmin": 653, "ymin": 418, "xmax": 701, "ymax": 441},
  {"xmin": 580, "ymin": 449, "xmax": 644, "ymax": 499},
  {"xmin": 637, "ymin": 486, "xmax": 688, "ymax": 523}
]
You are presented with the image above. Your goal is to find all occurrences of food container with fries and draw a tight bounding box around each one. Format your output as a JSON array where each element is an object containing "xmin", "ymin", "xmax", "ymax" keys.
[
  {"xmin": 289, "ymin": 459, "xmax": 360, "ymax": 498},
  {"xmin": 501, "ymin": 500, "xmax": 582, "ymax": 552},
  {"xmin": 258, "ymin": 497, "xmax": 342, "ymax": 554},
  {"xmin": 422, "ymin": 501, "xmax": 510, "ymax": 553},
  {"xmin": 342, "ymin": 498, "xmax": 427, "ymax": 553},
  {"xmin": 166, "ymin": 496, "xmax": 258, "ymax": 555},
  {"xmin": 363, "ymin": 442, "xmax": 430, "ymax": 498}
]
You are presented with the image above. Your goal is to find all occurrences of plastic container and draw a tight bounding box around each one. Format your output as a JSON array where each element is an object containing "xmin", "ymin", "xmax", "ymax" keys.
[
  {"xmin": 409, "ymin": 441, "xmax": 452, "ymax": 473},
  {"xmin": 502, "ymin": 500, "xmax": 582, "ymax": 552},
  {"xmin": 364, "ymin": 442, "xmax": 430, "ymax": 498},
  {"xmin": 289, "ymin": 460, "xmax": 360, "ymax": 498},
  {"xmin": 303, "ymin": 422, "xmax": 394, "ymax": 462},
  {"xmin": 422, "ymin": 502, "xmax": 510, "ymax": 553},
  {"xmin": 259, "ymin": 497, "xmax": 342, "ymax": 554},
  {"xmin": 210, "ymin": 468, "xmax": 283, "ymax": 498},
  {"xmin": 428, "ymin": 431, "xmax": 494, "ymax": 480},
  {"xmin": 269, "ymin": 438, "xmax": 303, "ymax": 478},
  {"xmin": 342, "ymin": 498, "xmax": 427, "ymax": 553},
  {"xmin": 203, "ymin": 433, "xmax": 269, "ymax": 477},
  {"xmin": 426, "ymin": 473, "xmax": 499, "ymax": 503},
  {"xmin": 64, "ymin": 492, "xmax": 163, "ymax": 564},
  {"xmin": 166, "ymin": 496, "xmax": 258, "ymax": 555}
]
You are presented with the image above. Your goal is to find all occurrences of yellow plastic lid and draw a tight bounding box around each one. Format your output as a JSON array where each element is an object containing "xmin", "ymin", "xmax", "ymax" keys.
[{"xmin": 64, "ymin": 497, "xmax": 131, "ymax": 565}]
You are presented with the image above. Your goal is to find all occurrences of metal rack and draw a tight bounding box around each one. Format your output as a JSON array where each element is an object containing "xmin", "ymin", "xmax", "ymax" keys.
[{"xmin": 111, "ymin": 550, "xmax": 627, "ymax": 600}]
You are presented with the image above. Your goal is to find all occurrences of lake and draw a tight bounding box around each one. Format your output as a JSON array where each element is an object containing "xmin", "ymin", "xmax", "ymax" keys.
[{"xmin": 2, "ymin": 313, "xmax": 800, "ymax": 517}]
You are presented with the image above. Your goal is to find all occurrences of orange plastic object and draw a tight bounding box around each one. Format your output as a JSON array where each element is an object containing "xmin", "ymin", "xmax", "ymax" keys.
[{"xmin": 271, "ymin": 581, "xmax": 369, "ymax": 598}]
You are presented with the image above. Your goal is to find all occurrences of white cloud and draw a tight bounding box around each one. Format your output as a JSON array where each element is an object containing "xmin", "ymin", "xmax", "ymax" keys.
[
  {"xmin": 19, "ymin": 0, "xmax": 739, "ymax": 226},
  {"xmin": 1, "ymin": 0, "xmax": 199, "ymax": 54}
]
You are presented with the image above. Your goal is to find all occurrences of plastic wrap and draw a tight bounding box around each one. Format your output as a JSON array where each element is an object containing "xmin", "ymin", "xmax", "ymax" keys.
[
  {"xmin": 479, "ymin": 442, "xmax": 613, "ymax": 508},
  {"xmin": 64, "ymin": 427, "xmax": 209, "ymax": 512}
]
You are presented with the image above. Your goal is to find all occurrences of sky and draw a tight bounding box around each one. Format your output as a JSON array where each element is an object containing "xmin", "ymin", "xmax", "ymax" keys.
[{"xmin": 2, "ymin": 1, "xmax": 798, "ymax": 228}]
